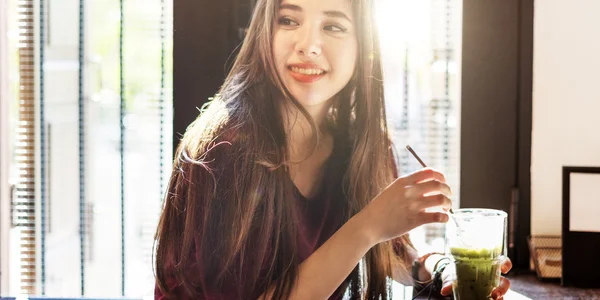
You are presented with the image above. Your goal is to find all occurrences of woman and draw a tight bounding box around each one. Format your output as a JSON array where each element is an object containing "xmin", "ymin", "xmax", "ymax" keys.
[{"xmin": 154, "ymin": 0, "xmax": 512, "ymax": 299}]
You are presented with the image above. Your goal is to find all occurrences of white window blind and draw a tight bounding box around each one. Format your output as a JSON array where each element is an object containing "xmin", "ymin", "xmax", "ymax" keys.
[
  {"xmin": 0, "ymin": 0, "xmax": 10, "ymax": 293},
  {"xmin": 3, "ymin": 0, "xmax": 173, "ymax": 297},
  {"xmin": 14, "ymin": 0, "xmax": 37, "ymax": 294}
]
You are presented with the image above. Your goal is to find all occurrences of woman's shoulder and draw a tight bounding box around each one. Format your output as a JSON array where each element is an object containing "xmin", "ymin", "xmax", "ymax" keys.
[
  {"xmin": 177, "ymin": 100, "xmax": 248, "ymax": 157},
  {"xmin": 176, "ymin": 126, "xmax": 244, "ymax": 175}
]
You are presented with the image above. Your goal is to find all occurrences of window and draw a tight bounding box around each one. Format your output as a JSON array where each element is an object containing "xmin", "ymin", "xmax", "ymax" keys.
[
  {"xmin": 1, "ymin": 0, "xmax": 173, "ymax": 298},
  {"xmin": 376, "ymin": 0, "xmax": 463, "ymax": 255}
]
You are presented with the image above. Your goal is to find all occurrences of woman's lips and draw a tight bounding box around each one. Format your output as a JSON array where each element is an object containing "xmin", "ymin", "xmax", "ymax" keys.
[{"xmin": 287, "ymin": 65, "xmax": 327, "ymax": 83}]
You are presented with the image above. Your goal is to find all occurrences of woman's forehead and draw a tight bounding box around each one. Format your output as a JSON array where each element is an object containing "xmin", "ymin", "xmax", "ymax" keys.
[{"xmin": 278, "ymin": 0, "xmax": 354, "ymax": 13}]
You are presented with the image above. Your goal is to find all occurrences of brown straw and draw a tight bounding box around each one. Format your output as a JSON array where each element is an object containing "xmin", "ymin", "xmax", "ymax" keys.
[
  {"xmin": 406, "ymin": 145, "xmax": 427, "ymax": 168},
  {"xmin": 406, "ymin": 145, "xmax": 455, "ymax": 215}
]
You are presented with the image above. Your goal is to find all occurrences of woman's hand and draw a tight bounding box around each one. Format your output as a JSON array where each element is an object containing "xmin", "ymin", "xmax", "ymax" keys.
[
  {"xmin": 439, "ymin": 256, "xmax": 513, "ymax": 300},
  {"xmin": 359, "ymin": 168, "xmax": 452, "ymax": 244}
]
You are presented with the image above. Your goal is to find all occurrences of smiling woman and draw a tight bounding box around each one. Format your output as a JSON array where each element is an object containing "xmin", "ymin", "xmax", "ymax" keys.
[
  {"xmin": 154, "ymin": 0, "xmax": 457, "ymax": 299},
  {"xmin": 154, "ymin": 0, "xmax": 519, "ymax": 298}
]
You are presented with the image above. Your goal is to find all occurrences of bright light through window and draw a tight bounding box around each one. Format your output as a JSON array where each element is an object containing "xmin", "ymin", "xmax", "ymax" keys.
[{"xmin": 376, "ymin": 0, "xmax": 463, "ymax": 258}]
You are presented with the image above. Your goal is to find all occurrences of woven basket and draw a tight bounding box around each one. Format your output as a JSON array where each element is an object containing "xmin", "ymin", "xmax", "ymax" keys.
[{"xmin": 527, "ymin": 235, "xmax": 562, "ymax": 279}]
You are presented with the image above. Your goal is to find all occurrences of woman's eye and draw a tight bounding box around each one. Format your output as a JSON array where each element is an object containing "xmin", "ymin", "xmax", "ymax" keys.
[
  {"xmin": 324, "ymin": 24, "xmax": 347, "ymax": 33},
  {"xmin": 278, "ymin": 17, "xmax": 299, "ymax": 27}
]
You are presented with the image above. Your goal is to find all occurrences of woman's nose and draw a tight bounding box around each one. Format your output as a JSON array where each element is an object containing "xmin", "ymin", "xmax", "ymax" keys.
[{"xmin": 294, "ymin": 24, "xmax": 322, "ymax": 57}]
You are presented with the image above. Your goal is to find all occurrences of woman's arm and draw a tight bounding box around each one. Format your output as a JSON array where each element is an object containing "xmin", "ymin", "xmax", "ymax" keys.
[
  {"xmin": 260, "ymin": 168, "xmax": 452, "ymax": 300},
  {"xmin": 261, "ymin": 211, "xmax": 376, "ymax": 299}
]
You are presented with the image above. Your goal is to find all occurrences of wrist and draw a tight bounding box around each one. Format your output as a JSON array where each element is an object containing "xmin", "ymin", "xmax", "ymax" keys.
[
  {"xmin": 424, "ymin": 253, "xmax": 447, "ymax": 277},
  {"xmin": 348, "ymin": 211, "xmax": 379, "ymax": 250},
  {"xmin": 412, "ymin": 253, "xmax": 446, "ymax": 282},
  {"xmin": 412, "ymin": 253, "xmax": 450, "ymax": 296}
]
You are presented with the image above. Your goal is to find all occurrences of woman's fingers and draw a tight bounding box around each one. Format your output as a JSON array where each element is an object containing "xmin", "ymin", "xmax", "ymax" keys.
[
  {"xmin": 500, "ymin": 256, "xmax": 513, "ymax": 274},
  {"xmin": 365, "ymin": 167, "xmax": 452, "ymax": 242},
  {"xmin": 406, "ymin": 179, "xmax": 452, "ymax": 199},
  {"xmin": 417, "ymin": 194, "xmax": 452, "ymax": 211},
  {"xmin": 440, "ymin": 277, "xmax": 511, "ymax": 299},
  {"xmin": 440, "ymin": 282, "xmax": 453, "ymax": 296},
  {"xmin": 440, "ymin": 263, "xmax": 454, "ymax": 296},
  {"xmin": 491, "ymin": 277, "xmax": 511, "ymax": 299},
  {"xmin": 491, "ymin": 260, "xmax": 512, "ymax": 300},
  {"xmin": 438, "ymin": 258, "xmax": 511, "ymax": 299},
  {"xmin": 400, "ymin": 168, "xmax": 447, "ymax": 185},
  {"xmin": 418, "ymin": 212, "xmax": 449, "ymax": 226}
]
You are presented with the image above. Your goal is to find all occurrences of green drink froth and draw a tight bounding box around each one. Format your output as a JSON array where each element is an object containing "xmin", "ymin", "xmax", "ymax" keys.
[{"xmin": 450, "ymin": 247, "xmax": 502, "ymax": 300}]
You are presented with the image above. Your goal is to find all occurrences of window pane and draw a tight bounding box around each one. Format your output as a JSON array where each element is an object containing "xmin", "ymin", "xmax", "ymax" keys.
[
  {"xmin": 376, "ymin": 0, "xmax": 463, "ymax": 255},
  {"xmin": 3, "ymin": 0, "xmax": 173, "ymax": 297}
]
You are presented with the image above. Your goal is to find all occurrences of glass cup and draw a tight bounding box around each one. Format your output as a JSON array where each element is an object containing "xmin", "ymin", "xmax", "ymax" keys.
[{"xmin": 446, "ymin": 209, "xmax": 507, "ymax": 300}]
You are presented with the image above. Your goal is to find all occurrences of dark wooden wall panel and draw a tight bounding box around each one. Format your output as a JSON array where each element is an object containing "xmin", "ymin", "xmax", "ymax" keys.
[
  {"xmin": 173, "ymin": 0, "xmax": 237, "ymax": 152},
  {"xmin": 461, "ymin": 0, "xmax": 533, "ymax": 270}
]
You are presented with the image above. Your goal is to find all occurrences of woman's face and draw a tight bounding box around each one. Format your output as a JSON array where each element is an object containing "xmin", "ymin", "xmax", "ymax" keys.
[{"xmin": 272, "ymin": 0, "xmax": 357, "ymax": 110}]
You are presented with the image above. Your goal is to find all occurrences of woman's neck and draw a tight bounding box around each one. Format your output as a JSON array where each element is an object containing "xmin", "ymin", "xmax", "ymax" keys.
[
  {"xmin": 282, "ymin": 101, "xmax": 333, "ymax": 161},
  {"xmin": 282, "ymin": 100, "xmax": 335, "ymax": 199}
]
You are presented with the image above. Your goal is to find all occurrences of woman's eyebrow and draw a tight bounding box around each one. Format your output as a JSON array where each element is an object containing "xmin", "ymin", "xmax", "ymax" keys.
[{"xmin": 323, "ymin": 10, "xmax": 352, "ymax": 22}]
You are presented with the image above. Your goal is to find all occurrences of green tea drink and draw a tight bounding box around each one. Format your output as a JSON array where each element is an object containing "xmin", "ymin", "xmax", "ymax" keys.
[
  {"xmin": 446, "ymin": 209, "xmax": 507, "ymax": 300},
  {"xmin": 450, "ymin": 247, "xmax": 502, "ymax": 300}
]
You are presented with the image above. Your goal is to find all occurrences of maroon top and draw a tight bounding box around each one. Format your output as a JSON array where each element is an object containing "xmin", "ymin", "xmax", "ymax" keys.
[
  {"xmin": 155, "ymin": 141, "xmax": 403, "ymax": 299},
  {"xmin": 154, "ymin": 187, "xmax": 347, "ymax": 299},
  {"xmin": 155, "ymin": 135, "xmax": 353, "ymax": 300}
]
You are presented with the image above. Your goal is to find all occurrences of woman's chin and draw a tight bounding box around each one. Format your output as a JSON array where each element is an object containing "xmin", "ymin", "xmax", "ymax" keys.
[{"xmin": 288, "ymin": 93, "xmax": 331, "ymax": 108}]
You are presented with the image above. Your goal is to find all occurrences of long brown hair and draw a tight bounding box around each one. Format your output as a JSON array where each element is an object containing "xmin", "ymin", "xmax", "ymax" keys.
[{"xmin": 154, "ymin": 0, "xmax": 414, "ymax": 298}]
